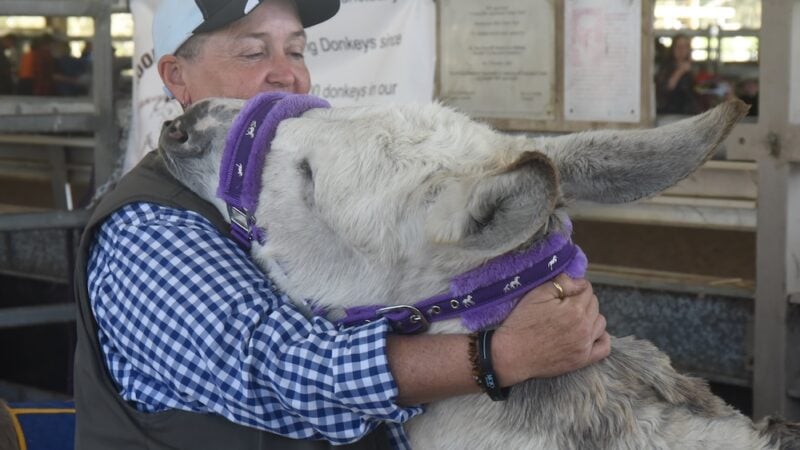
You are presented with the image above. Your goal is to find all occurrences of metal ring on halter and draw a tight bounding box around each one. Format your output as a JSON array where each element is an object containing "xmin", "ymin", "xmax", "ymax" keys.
[{"xmin": 552, "ymin": 280, "xmax": 565, "ymax": 300}]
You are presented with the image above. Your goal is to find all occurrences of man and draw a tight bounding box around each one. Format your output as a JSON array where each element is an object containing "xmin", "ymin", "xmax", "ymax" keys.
[{"xmin": 74, "ymin": 1, "xmax": 610, "ymax": 449}]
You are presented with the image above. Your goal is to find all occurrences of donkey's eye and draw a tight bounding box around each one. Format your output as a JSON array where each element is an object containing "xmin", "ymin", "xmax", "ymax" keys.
[
  {"xmin": 298, "ymin": 159, "xmax": 313, "ymax": 180},
  {"xmin": 298, "ymin": 159, "xmax": 315, "ymax": 206}
]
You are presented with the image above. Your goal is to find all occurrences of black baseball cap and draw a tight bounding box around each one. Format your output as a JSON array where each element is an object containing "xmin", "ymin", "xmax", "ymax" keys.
[{"xmin": 154, "ymin": 0, "xmax": 340, "ymax": 61}]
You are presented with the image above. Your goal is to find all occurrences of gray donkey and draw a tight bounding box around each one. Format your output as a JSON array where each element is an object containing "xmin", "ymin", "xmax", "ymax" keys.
[{"xmin": 158, "ymin": 95, "xmax": 800, "ymax": 449}]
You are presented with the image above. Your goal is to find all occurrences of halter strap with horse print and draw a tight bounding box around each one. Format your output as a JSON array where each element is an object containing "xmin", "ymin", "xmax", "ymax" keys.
[
  {"xmin": 337, "ymin": 221, "xmax": 587, "ymax": 334},
  {"xmin": 217, "ymin": 92, "xmax": 330, "ymax": 250}
]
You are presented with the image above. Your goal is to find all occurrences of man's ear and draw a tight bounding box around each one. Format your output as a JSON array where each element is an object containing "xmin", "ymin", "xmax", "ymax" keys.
[{"xmin": 158, "ymin": 55, "xmax": 189, "ymax": 106}]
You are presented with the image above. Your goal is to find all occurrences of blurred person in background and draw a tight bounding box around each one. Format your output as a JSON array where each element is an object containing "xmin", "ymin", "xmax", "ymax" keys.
[
  {"xmin": 655, "ymin": 33, "xmax": 701, "ymax": 115},
  {"xmin": 736, "ymin": 78, "xmax": 759, "ymax": 117},
  {"xmin": 0, "ymin": 34, "xmax": 17, "ymax": 95},
  {"xmin": 0, "ymin": 33, "xmax": 18, "ymax": 94},
  {"xmin": 16, "ymin": 36, "xmax": 35, "ymax": 94},
  {"xmin": 53, "ymin": 40, "xmax": 88, "ymax": 96},
  {"xmin": 18, "ymin": 35, "xmax": 56, "ymax": 96}
]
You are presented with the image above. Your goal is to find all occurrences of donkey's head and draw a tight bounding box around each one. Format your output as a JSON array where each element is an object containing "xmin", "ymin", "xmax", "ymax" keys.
[{"xmin": 160, "ymin": 98, "xmax": 748, "ymax": 313}]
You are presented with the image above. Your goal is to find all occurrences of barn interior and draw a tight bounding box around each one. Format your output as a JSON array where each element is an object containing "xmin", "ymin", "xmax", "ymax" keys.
[{"xmin": 1, "ymin": 0, "xmax": 799, "ymax": 446}]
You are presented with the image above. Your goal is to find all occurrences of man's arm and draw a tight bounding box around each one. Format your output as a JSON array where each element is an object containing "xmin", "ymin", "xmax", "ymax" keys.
[
  {"xmin": 387, "ymin": 275, "xmax": 610, "ymax": 406},
  {"xmin": 89, "ymin": 203, "xmax": 422, "ymax": 445}
]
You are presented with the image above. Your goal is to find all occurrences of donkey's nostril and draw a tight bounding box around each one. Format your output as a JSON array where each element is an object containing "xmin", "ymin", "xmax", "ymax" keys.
[
  {"xmin": 165, "ymin": 118, "xmax": 189, "ymax": 143},
  {"xmin": 168, "ymin": 125, "xmax": 189, "ymax": 143}
]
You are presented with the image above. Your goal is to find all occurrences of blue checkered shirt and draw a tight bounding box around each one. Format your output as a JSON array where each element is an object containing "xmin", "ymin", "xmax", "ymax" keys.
[{"xmin": 87, "ymin": 202, "xmax": 422, "ymax": 448}]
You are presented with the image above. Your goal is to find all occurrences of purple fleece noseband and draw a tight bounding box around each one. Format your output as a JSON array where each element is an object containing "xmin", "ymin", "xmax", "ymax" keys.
[{"xmin": 217, "ymin": 92, "xmax": 330, "ymax": 250}]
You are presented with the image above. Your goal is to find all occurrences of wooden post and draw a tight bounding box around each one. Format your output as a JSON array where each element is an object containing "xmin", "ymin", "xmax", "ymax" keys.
[{"xmin": 752, "ymin": 0, "xmax": 800, "ymax": 420}]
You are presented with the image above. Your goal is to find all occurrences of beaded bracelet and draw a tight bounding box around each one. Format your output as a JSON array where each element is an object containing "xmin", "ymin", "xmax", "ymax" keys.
[{"xmin": 468, "ymin": 329, "xmax": 510, "ymax": 401}]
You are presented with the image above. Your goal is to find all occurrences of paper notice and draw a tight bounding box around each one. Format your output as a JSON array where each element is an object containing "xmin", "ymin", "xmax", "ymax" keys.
[
  {"xmin": 439, "ymin": 0, "xmax": 556, "ymax": 120},
  {"xmin": 564, "ymin": 0, "xmax": 641, "ymax": 123}
]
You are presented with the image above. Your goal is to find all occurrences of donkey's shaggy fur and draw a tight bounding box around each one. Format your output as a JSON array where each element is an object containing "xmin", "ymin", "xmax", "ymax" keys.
[{"xmin": 159, "ymin": 97, "xmax": 799, "ymax": 449}]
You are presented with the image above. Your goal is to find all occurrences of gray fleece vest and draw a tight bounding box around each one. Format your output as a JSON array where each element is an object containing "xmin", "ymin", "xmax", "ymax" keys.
[{"xmin": 73, "ymin": 151, "xmax": 392, "ymax": 450}]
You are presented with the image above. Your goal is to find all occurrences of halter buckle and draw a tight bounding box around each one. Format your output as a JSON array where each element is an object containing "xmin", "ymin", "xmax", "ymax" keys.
[
  {"xmin": 375, "ymin": 305, "xmax": 430, "ymax": 333},
  {"xmin": 228, "ymin": 205, "xmax": 253, "ymax": 234}
]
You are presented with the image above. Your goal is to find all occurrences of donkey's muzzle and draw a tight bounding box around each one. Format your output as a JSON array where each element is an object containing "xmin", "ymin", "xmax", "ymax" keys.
[{"xmin": 163, "ymin": 119, "xmax": 188, "ymax": 143}]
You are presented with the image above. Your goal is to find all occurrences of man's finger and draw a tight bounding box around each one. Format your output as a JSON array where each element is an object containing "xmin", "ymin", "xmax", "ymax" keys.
[
  {"xmin": 584, "ymin": 293, "xmax": 599, "ymax": 317},
  {"xmin": 589, "ymin": 332, "xmax": 612, "ymax": 362},
  {"xmin": 553, "ymin": 274, "xmax": 587, "ymax": 300},
  {"xmin": 592, "ymin": 313, "xmax": 607, "ymax": 340}
]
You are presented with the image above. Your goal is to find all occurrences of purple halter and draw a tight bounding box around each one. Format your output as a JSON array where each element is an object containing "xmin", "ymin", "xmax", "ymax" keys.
[
  {"xmin": 338, "ymin": 223, "xmax": 588, "ymax": 334},
  {"xmin": 217, "ymin": 92, "xmax": 330, "ymax": 250}
]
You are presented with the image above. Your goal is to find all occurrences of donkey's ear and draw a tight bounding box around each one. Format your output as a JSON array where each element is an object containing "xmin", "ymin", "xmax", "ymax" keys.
[
  {"xmin": 426, "ymin": 151, "xmax": 558, "ymax": 253},
  {"xmin": 531, "ymin": 99, "xmax": 749, "ymax": 204}
]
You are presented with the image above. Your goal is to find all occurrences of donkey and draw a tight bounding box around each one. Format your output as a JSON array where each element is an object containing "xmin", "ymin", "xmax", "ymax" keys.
[{"xmin": 158, "ymin": 94, "xmax": 800, "ymax": 449}]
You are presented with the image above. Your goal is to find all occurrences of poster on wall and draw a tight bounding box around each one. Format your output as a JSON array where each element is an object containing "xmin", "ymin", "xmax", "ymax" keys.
[
  {"xmin": 790, "ymin": 0, "xmax": 800, "ymax": 125},
  {"xmin": 124, "ymin": 0, "xmax": 435, "ymax": 172},
  {"xmin": 564, "ymin": 0, "xmax": 642, "ymax": 123},
  {"xmin": 438, "ymin": 0, "xmax": 556, "ymax": 120}
]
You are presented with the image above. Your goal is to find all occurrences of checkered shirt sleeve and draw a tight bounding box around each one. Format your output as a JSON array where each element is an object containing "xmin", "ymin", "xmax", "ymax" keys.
[{"xmin": 87, "ymin": 202, "xmax": 422, "ymax": 448}]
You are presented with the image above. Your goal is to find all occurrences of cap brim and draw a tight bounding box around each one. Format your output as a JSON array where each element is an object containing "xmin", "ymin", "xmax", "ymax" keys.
[
  {"xmin": 194, "ymin": 0, "xmax": 340, "ymax": 33},
  {"xmin": 295, "ymin": 0, "xmax": 340, "ymax": 28},
  {"xmin": 155, "ymin": 0, "xmax": 341, "ymax": 96},
  {"xmin": 194, "ymin": 1, "xmax": 254, "ymax": 33}
]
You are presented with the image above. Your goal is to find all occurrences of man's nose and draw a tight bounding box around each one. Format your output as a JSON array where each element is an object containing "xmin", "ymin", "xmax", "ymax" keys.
[{"xmin": 266, "ymin": 55, "xmax": 296, "ymax": 89}]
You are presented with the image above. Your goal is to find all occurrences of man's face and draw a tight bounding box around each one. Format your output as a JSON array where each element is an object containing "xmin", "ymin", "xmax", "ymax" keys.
[{"xmin": 176, "ymin": 0, "xmax": 311, "ymax": 104}]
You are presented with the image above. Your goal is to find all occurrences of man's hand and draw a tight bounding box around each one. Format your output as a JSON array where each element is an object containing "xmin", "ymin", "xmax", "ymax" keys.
[
  {"xmin": 387, "ymin": 274, "xmax": 609, "ymax": 406},
  {"xmin": 493, "ymin": 274, "xmax": 611, "ymax": 386}
]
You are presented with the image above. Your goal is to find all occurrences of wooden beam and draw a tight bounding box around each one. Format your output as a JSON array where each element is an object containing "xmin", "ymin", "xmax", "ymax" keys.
[
  {"xmin": 0, "ymin": 210, "xmax": 89, "ymax": 232},
  {"xmin": 663, "ymin": 160, "xmax": 757, "ymax": 199},
  {"xmin": 588, "ymin": 263, "xmax": 754, "ymax": 299},
  {"xmin": 568, "ymin": 196, "xmax": 756, "ymax": 230},
  {"xmin": 0, "ymin": 135, "xmax": 95, "ymax": 148},
  {"xmin": 0, "ymin": 97, "xmax": 94, "ymax": 116},
  {"xmin": 754, "ymin": 160, "xmax": 800, "ymax": 419},
  {"xmin": 752, "ymin": 0, "xmax": 800, "ymax": 421},
  {"xmin": 0, "ymin": 304, "xmax": 75, "ymax": 329},
  {"xmin": 0, "ymin": 0, "xmax": 102, "ymax": 16}
]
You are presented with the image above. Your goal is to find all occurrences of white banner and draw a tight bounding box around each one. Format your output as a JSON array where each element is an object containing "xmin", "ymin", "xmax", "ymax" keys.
[
  {"xmin": 124, "ymin": 0, "xmax": 182, "ymax": 172},
  {"xmin": 125, "ymin": 0, "xmax": 435, "ymax": 172},
  {"xmin": 306, "ymin": 0, "xmax": 435, "ymax": 105}
]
